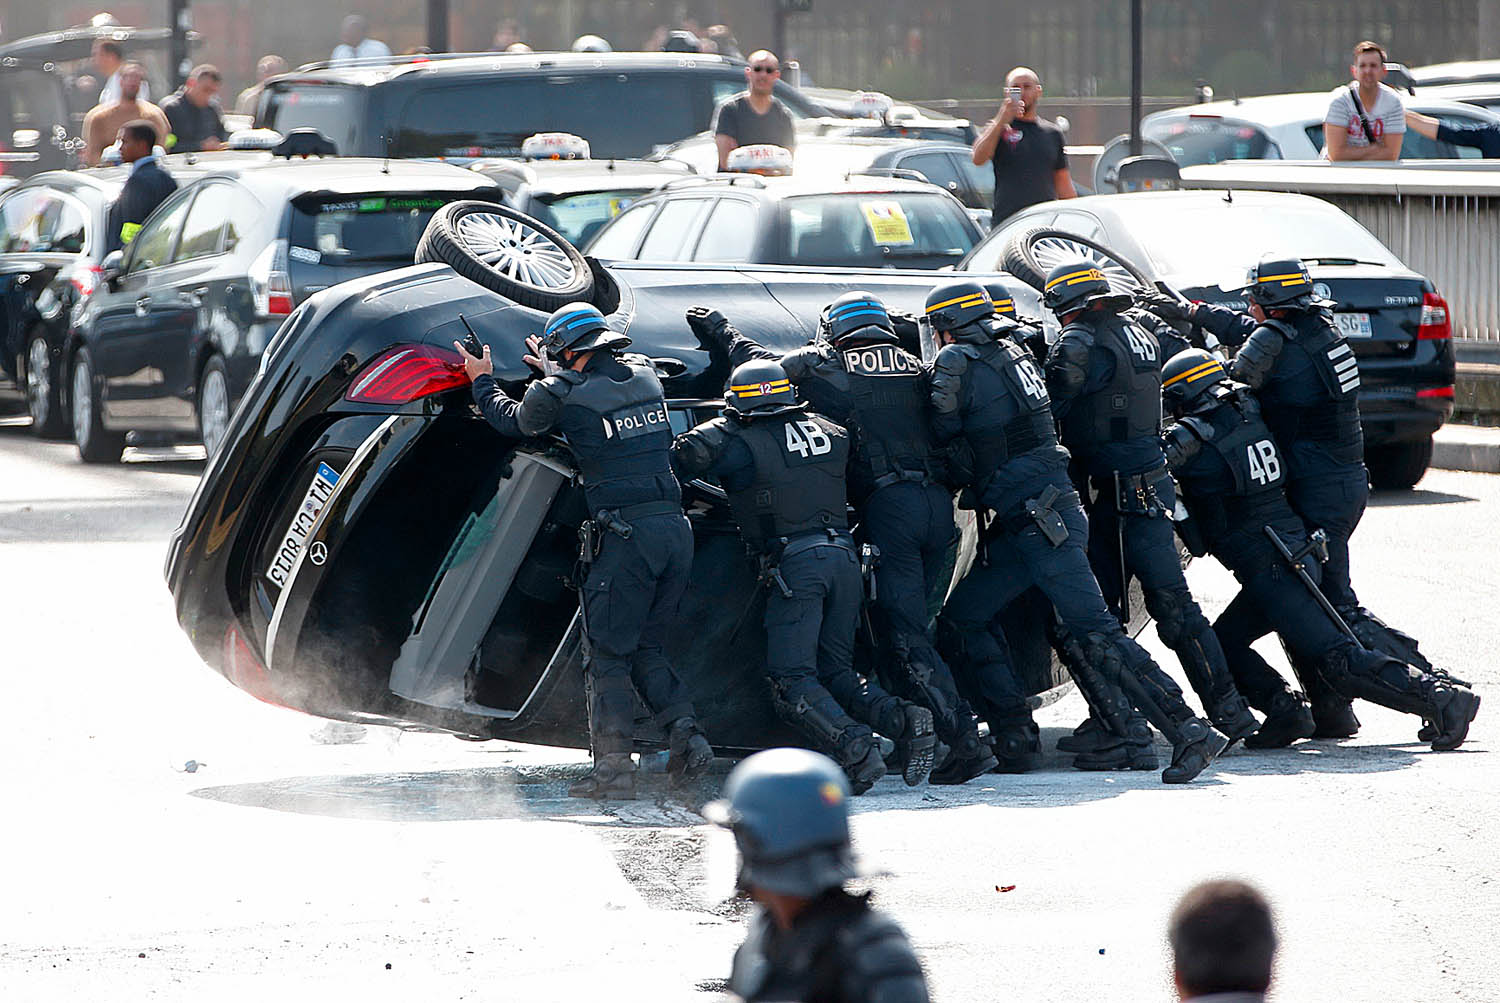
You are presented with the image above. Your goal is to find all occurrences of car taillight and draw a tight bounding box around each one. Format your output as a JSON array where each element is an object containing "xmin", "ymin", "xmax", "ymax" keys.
[
  {"xmin": 249, "ymin": 239, "xmax": 295, "ymax": 317},
  {"xmin": 1417, "ymin": 386, "xmax": 1455, "ymax": 399},
  {"xmin": 222, "ymin": 625, "xmax": 284, "ymax": 707},
  {"xmin": 1418, "ymin": 291, "xmax": 1451, "ymax": 340},
  {"xmin": 70, "ymin": 264, "xmax": 104, "ymax": 298},
  {"xmin": 346, "ymin": 344, "xmax": 470, "ymax": 404}
]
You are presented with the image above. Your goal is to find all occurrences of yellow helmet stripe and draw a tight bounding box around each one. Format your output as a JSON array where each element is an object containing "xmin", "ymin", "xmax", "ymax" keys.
[
  {"xmin": 1257, "ymin": 272, "xmax": 1307, "ymax": 283},
  {"xmin": 1044, "ymin": 267, "xmax": 1105, "ymax": 292},
  {"xmin": 730, "ymin": 379, "xmax": 792, "ymax": 396},
  {"xmin": 925, "ymin": 292, "xmax": 988, "ymax": 314},
  {"xmin": 1162, "ymin": 359, "xmax": 1224, "ymax": 389},
  {"xmin": 992, "ymin": 298, "xmax": 1015, "ymax": 310}
]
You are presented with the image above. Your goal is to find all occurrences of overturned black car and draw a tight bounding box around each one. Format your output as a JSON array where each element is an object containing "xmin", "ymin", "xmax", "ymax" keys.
[{"xmin": 165, "ymin": 203, "xmax": 1139, "ymax": 754}]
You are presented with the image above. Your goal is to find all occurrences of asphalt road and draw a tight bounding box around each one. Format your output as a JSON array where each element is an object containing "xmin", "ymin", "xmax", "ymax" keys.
[{"xmin": 1, "ymin": 419, "xmax": 1496, "ymax": 1002}]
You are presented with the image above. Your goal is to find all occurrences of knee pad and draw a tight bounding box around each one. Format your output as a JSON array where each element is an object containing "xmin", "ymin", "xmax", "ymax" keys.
[{"xmin": 1145, "ymin": 588, "xmax": 1209, "ymax": 648}]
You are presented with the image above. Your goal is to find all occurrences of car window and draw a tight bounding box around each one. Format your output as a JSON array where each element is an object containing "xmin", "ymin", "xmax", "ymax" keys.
[
  {"xmin": 0, "ymin": 189, "xmax": 43, "ymax": 251},
  {"xmin": 395, "ymin": 75, "xmax": 700, "ymax": 160},
  {"xmin": 1146, "ymin": 118, "xmax": 1280, "ymax": 165},
  {"xmin": 956, "ymin": 156, "xmax": 995, "ymax": 210},
  {"xmin": 1302, "ymin": 117, "xmax": 1472, "ymax": 159},
  {"xmin": 124, "ymin": 188, "xmax": 193, "ymax": 272},
  {"xmin": 959, "ymin": 210, "xmax": 1049, "ymax": 272},
  {"xmin": 586, "ymin": 201, "xmax": 656, "ymax": 258},
  {"xmin": 1427, "ymin": 111, "xmax": 1495, "ymax": 159},
  {"xmin": 0, "ymin": 188, "xmax": 87, "ymax": 253},
  {"xmin": 45, "ymin": 195, "xmax": 89, "ymax": 254},
  {"xmin": 175, "ymin": 182, "xmax": 261, "ymax": 262},
  {"xmin": 288, "ymin": 193, "xmax": 458, "ymax": 267},
  {"xmin": 260, "ymin": 84, "xmax": 363, "ymax": 154},
  {"xmin": 1050, "ymin": 210, "xmax": 1104, "ymax": 241},
  {"xmin": 895, "ymin": 152, "xmax": 962, "ymax": 192},
  {"xmin": 636, "ymin": 197, "xmax": 713, "ymax": 261},
  {"xmin": 780, "ymin": 192, "xmax": 976, "ymax": 269},
  {"xmin": 529, "ymin": 189, "xmax": 649, "ymax": 247},
  {"xmin": 693, "ymin": 198, "xmax": 758, "ymax": 262}
]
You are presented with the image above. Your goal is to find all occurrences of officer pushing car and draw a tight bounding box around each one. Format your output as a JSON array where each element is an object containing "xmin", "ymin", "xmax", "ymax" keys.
[
  {"xmin": 1154, "ymin": 257, "xmax": 1450, "ymax": 739},
  {"xmin": 672, "ymin": 359, "xmax": 938, "ymax": 792},
  {"xmin": 456, "ymin": 303, "xmax": 713, "ymax": 799},
  {"xmin": 687, "ymin": 295, "xmax": 998, "ymax": 782},
  {"xmin": 1040, "ymin": 261, "xmax": 1259, "ymax": 755},
  {"xmin": 704, "ymin": 748, "xmax": 931, "ymax": 1003},
  {"xmin": 1159, "ymin": 349, "xmax": 1480, "ymax": 750},
  {"xmin": 924, "ymin": 280, "xmax": 1227, "ymax": 784}
]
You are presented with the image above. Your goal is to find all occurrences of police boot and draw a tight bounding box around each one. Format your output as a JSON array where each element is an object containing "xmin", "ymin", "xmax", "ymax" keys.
[
  {"xmin": 837, "ymin": 730, "xmax": 888, "ymax": 795},
  {"xmin": 1161, "ymin": 719, "xmax": 1229, "ymax": 785},
  {"xmin": 1057, "ymin": 715, "xmax": 1114, "ymax": 754},
  {"xmin": 1289, "ymin": 649, "xmax": 1361, "ymax": 738},
  {"xmin": 929, "ymin": 730, "xmax": 999, "ymax": 785},
  {"xmin": 1071, "ymin": 719, "xmax": 1158, "ymax": 771},
  {"xmin": 1243, "ymin": 690, "xmax": 1316, "ymax": 749},
  {"xmin": 1426, "ymin": 686, "xmax": 1481, "ymax": 752},
  {"xmin": 989, "ymin": 719, "xmax": 1041, "ymax": 774},
  {"xmin": 878, "ymin": 702, "xmax": 937, "ymax": 787},
  {"xmin": 1210, "ymin": 694, "xmax": 1261, "ymax": 750},
  {"xmin": 665, "ymin": 716, "xmax": 714, "ymax": 785},
  {"xmin": 568, "ymin": 753, "xmax": 637, "ymax": 800}
]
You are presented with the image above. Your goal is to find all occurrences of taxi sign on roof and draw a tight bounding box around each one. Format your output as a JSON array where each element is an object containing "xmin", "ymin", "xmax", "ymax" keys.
[
  {"xmin": 725, "ymin": 143, "xmax": 793, "ymax": 176},
  {"xmin": 521, "ymin": 132, "xmax": 591, "ymax": 161},
  {"xmin": 848, "ymin": 91, "xmax": 894, "ymax": 119}
]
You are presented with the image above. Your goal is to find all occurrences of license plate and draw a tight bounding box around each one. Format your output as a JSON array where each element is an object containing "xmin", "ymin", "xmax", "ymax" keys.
[
  {"xmin": 1334, "ymin": 312, "xmax": 1373, "ymax": 338},
  {"xmin": 265, "ymin": 461, "xmax": 341, "ymax": 588}
]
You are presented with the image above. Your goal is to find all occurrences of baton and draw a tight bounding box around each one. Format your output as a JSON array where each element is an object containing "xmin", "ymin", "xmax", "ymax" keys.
[{"xmin": 1263, "ymin": 526, "xmax": 1358, "ymax": 641}]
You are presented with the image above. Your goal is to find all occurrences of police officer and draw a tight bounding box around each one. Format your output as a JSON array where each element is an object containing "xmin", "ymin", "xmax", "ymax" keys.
[
  {"xmin": 1157, "ymin": 257, "xmax": 1436, "ymax": 738},
  {"xmin": 458, "ymin": 303, "xmax": 712, "ymax": 799},
  {"xmin": 687, "ymin": 297, "xmax": 998, "ymax": 782},
  {"xmin": 672, "ymin": 359, "xmax": 936, "ymax": 792},
  {"xmin": 1160, "ymin": 348, "xmax": 1480, "ymax": 750},
  {"xmin": 1041, "ymin": 261, "xmax": 1259, "ymax": 752},
  {"xmin": 925, "ymin": 280, "xmax": 1226, "ymax": 783},
  {"xmin": 704, "ymin": 748, "xmax": 930, "ymax": 1003}
]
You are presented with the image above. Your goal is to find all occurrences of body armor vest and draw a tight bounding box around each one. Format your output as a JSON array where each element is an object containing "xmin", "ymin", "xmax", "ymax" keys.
[
  {"xmin": 821, "ymin": 342, "xmax": 937, "ymax": 498},
  {"xmin": 1061, "ymin": 314, "xmax": 1162, "ymax": 447},
  {"xmin": 1263, "ymin": 313, "xmax": 1364, "ymax": 458},
  {"xmin": 725, "ymin": 413, "xmax": 850, "ymax": 550},
  {"xmin": 963, "ymin": 339, "xmax": 1059, "ymax": 483},
  {"xmin": 1189, "ymin": 396, "xmax": 1294, "ymax": 537},
  {"xmin": 561, "ymin": 356, "xmax": 678, "ymax": 510}
]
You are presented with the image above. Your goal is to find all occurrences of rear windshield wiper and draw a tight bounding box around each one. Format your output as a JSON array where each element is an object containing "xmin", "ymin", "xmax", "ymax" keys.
[{"xmin": 1302, "ymin": 257, "xmax": 1388, "ymax": 267}]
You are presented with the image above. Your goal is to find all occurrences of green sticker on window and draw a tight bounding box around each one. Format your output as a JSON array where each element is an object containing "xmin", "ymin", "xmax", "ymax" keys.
[{"xmin": 357, "ymin": 197, "xmax": 387, "ymax": 213}]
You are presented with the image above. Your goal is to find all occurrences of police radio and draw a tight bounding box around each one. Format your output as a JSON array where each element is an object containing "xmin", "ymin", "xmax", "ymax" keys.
[{"xmin": 457, "ymin": 314, "xmax": 484, "ymax": 358}]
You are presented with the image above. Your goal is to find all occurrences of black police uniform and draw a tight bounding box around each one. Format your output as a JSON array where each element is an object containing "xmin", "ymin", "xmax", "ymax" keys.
[
  {"xmin": 471, "ymin": 352, "xmax": 700, "ymax": 768},
  {"xmin": 1161, "ymin": 374, "xmax": 1479, "ymax": 751},
  {"xmin": 692, "ymin": 305, "xmax": 995, "ymax": 778},
  {"xmin": 729, "ymin": 889, "xmax": 930, "ymax": 1003},
  {"xmin": 673, "ymin": 401, "xmax": 904, "ymax": 791},
  {"xmin": 1045, "ymin": 298, "xmax": 1256, "ymax": 741},
  {"xmin": 926, "ymin": 288, "xmax": 1224, "ymax": 783}
]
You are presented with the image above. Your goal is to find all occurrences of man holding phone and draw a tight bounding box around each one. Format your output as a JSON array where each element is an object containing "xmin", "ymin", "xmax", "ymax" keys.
[{"xmin": 972, "ymin": 66, "xmax": 1076, "ymax": 227}]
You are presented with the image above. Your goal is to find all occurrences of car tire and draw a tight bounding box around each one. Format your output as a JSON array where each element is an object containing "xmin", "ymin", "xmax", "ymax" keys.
[
  {"xmin": 71, "ymin": 346, "xmax": 125, "ymax": 464},
  {"xmin": 1002, "ymin": 226, "xmax": 1153, "ymax": 295},
  {"xmin": 1367, "ymin": 437, "xmax": 1433, "ymax": 492},
  {"xmin": 197, "ymin": 355, "xmax": 231, "ymax": 458},
  {"xmin": 23, "ymin": 331, "xmax": 69, "ymax": 439},
  {"xmin": 416, "ymin": 201, "xmax": 594, "ymax": 313}
]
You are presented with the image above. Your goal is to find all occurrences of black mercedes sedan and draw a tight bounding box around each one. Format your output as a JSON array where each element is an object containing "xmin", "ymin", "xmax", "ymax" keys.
[
  {"xmin": 164, "ymin": 201, "xmax": 1088, "ymax": 755},
  {"xmin": 67, "ymin": 157, "xmax": 502, "ymax": 461}
]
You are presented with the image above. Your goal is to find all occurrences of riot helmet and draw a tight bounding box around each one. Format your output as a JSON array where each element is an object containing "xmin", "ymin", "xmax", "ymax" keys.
[
  {"xmin": 540, "ymin": 302, "xmax": 631, "ymax": 360},
  {"xmin": 725, "ymin": 358, "xmax": 802, "ymax": 419},
  {"xmin": 820, "ymin": 290, "xmax": 898, "ymax": 348},
  {"xmin": 981, "ymin": 279, "xmax": 1026, "ymax": 328},
  {"xmin": 922, "ymin": 281, "xmax": 1001, "ymax": 352},
  {"xmin": 1161, "ymin": 348, "xmax": 1231, "ymax": 416},
  {"xmin": 1042, "ymin": 260, "xmax": 1129, "ymax": 316},
  {"xmin": 1242, "ymin": 256, "xmax": 1326, "ymax": 310},
  {"xmin": 702, "ymin": 748, "xmax": 860, "ymax": 897}
]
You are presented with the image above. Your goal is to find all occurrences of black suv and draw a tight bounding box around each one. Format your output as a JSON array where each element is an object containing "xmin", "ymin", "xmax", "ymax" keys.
[
  {"xmin": 253, "ymin": 52, "xmax": 823, "ymax": 161},
  {"xmin": 67, "ymin": 157, "xmax": 501, "ymax": 462}
]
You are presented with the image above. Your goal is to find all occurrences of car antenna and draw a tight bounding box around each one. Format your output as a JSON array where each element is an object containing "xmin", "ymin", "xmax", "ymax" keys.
[
  {"xmin": 1224, "ymin": 188, "xmax": 1233, "ymax": 204},
  {"xmin": 382, "ymin": 133, "xmax": 391, "ymax": 174}
]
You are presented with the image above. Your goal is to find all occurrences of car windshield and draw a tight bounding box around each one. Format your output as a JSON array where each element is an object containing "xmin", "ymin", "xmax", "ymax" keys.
[
  {"xmin": 260, "ymin": 84, "xmax": 363, "ymax": 154},
  {"xmin": 288, "ymin": 194, "xmax": 457, "ymax": 265},
  {"xmin": 778, "ymin": 191, "xmax": 975, "ymax": 269},
  {"xmin": 1114, "ymin": 199, "xmax": 1401, "ymax": 279},
  {"xmin": 1145, "ymin": 117, "xmax": 1280, "ymax": 165},
  {"xmin": 529, "ymin": 189, "xmax": 649, "ymax": 247}
]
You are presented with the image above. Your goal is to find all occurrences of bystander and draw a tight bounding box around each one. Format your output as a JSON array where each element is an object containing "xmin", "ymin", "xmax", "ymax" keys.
[
  {"xmin": 234, "ymin": 55, "xmax": 287, "ymax": 116},
  {"xmin": 105, "ymin": 121, "xmax": 178, "ymax": 254},
  {"xmin": 971, "ymin": 66, "xmax": 1075, "ymax": 226},
  {"xmin": 81, "ymin": 63, "xmax": 169, "ymax": 167},
  {"xmin": 1168, "ymin": 880, "xmax": 1278, "ymax": 1002},
  {"xmin": 94, "ymin": 39, "xmax": 150, "ymax": 105},
  {"xmin": 330, "ymin": 15, "xmax": 391, "ymax": 66},
  {"xmin": 712, "ymin": 50, "xmax": 797, "ymax": 170},
  {"xmin": 160, "ymin": 65, "xmax": 228, "ymax": 154},
  {"xmin": 1324, "ymin": 41, "xmax": 1405, "ymax": 162}
]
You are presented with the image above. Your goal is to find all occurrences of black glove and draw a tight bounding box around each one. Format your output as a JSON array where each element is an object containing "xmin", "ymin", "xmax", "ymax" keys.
[
  {"xmin": 685, "ymin": 306, "xmax": 737, "ymax": 348},
  {"xmin": 888, "ymin": 309, "xmax": 922, "ymax": 357},
  {"xmin": 1143, "ymin": 291, "xmax": 1195, "ymax": 323}
]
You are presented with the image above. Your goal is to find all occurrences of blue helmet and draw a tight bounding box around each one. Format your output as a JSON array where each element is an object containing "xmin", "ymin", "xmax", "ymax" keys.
[
  {"xmin": 703, "ymin": 748, "xmax": 859, "ymax": 897},
  {"xmin": 540, "ymin": 301, "xmax": 631, "ymax": 360},
  {"xmin": 821, "ymin": 290, "xmax": 898, "ymax": 347}
]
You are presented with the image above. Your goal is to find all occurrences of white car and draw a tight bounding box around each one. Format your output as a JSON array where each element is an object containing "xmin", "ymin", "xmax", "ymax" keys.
[
  {"xmin": 1142, "ymin": 91, "xmax": 1500, "ymax": 165},
  {"xmin": 1411, "ymin": 81, "xmax": 1500, "ymax": 115}
]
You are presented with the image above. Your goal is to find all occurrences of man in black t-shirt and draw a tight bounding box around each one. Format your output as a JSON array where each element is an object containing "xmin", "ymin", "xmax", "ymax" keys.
[
  {"xmin": 712, "ymin": 49, "xmax": 797, "ymax": 169},
  {"xmin": 160, "ymin": 64, "xmax": 228, "ymax": 154},
  {"xmin": 972, "ymin": 66, "xmax": 1076, "ymax": 226}
]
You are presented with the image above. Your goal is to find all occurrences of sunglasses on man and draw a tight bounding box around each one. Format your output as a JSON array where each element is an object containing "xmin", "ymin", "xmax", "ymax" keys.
[{"xmin": 750, "ymin": 65, "xmax": 779, "ymax": 74}]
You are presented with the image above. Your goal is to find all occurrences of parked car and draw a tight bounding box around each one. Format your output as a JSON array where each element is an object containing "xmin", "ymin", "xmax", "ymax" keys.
[
  {"xmin": 163, "ymin": 200, "xmax": 1080, "ymax": 751},
  {"xmin": 253, "ymin": 51, "xmax": 824, "ymax": 161},
  {"xmin": 586, "ymin": 169, "xmax": 982, "ymax": 271},
  {"xmin": 960, "ymin": 189, "xmax": 1455, "ymax": 490},
  {"xmin": 1410, "ymin": 60, "xmax": 1500, "ymax": 87},
  {"xmin": 1142, "ymin": 92, "xmax": 1500, "ymax": 164},
  {"xmin": 1412, "ymin": 81, "xmax": 1500, "ymax": 115},
  {"xmin": 652, "ymin": 134, "xmax": 997, "ymax": 216},
  {"xmin": 66, "ymin": 157, "xmax": 502, "ymax": 462},
  {"xmin": 467, "ymin": 148, "xmax": 694, "ymax": 247}
]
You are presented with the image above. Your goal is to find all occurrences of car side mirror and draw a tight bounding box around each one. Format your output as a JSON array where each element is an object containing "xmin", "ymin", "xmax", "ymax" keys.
[{"xmin": 101, "ymin": 249, "xmax": 125, "ymax": 290}]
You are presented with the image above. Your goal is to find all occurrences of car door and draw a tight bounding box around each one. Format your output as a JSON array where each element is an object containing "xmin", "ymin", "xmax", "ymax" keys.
[
  {"xmin": 632, "ymin": 196, "xmax": 716, "ymax": 262},
  {"xmin": 894, "ymin": 150, "xmax": 971, "ymax": 204},
  {"xmin": 90, "ymin": 184, "xmax": 194, "ymax": 426}
]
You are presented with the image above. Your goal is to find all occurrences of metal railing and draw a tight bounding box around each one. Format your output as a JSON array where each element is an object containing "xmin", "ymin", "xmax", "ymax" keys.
[{"xmin": 1180, "ymin": 161, "xmax": 1500, "ymax": 344}]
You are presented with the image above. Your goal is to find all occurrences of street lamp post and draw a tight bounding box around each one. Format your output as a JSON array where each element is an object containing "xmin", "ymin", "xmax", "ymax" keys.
[
  {"xmin": 426, "ymin": 0, "xmax": 449, "ymax": 53},
  {"xmin": 1129, "ymin": 0, "xmax": 1142, "ymax": 156},
  {"xmin": 168, "ymin": 0, "xmax": 191, "ymax": 89}
]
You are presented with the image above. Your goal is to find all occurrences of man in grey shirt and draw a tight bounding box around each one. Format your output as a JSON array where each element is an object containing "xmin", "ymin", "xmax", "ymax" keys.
[
  {"xmin": 712, "ymin": 49, "xmax": 797, "ymax": 170},
  {"xmin": 1324, "ymin": 40, "xmax": 1405, "ymax": 162}
]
